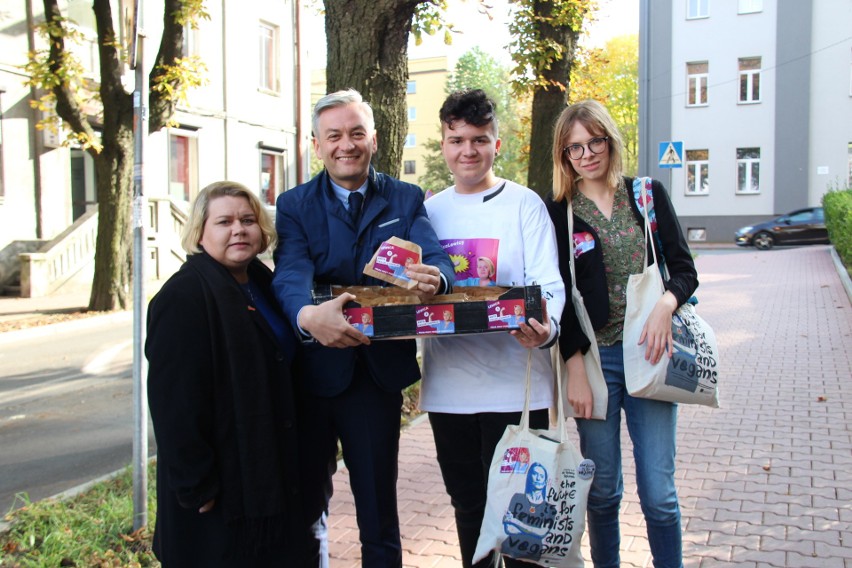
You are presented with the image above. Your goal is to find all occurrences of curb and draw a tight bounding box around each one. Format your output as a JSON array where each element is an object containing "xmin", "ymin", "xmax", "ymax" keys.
[{"xmin": 830, "ymin": 246, "xmax": 852, "ymax": 306}]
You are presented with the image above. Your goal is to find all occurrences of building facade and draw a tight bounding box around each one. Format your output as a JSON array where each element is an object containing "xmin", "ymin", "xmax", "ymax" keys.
[
  {"xmin": 0, "ymin": 0, "xmax": 305, "ymax": 292},
  {"xmin": 400, "ymin": 56, "xmax": 449, "ymax": 187},
  {"xmin": 638, "ymin": 0, "xmax": 852, "ymax": 243}
]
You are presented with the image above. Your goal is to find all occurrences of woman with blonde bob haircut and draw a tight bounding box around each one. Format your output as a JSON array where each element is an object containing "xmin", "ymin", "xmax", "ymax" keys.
[
  {"xmin": 147, "ymin": 181, "xmax": 320, "ymax": 566},
  {"xmin": 546, "ymin": 101, "xmax": 698, "ymax": 568},
  {"xmin": 181, "ymin": 181, "xmax": 276, "ymax": 256}
]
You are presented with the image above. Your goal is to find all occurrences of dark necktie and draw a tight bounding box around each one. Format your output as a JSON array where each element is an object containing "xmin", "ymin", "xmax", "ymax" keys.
[{"xmin": 348, "ymin": 191, "xmax": 364, "ymax": 225}]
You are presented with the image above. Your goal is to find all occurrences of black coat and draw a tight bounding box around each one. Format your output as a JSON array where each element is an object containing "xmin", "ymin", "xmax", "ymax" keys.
[
  {"xmin": 546, "ymin": 176, "xmax": 699, "ymax": 360},
  {"xmin": 146, "ymin": 253, "xmax": 316, "ymax": 567}
]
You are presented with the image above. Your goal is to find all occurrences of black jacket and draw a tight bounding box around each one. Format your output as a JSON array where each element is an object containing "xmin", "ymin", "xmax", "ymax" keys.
[
  {"xmin": 547, "ymin": 176, "xmax": 698, "ymax": 360},
  {"xmin": 146, "ymin": 253, "xmax": 316, "ymax": 566}
]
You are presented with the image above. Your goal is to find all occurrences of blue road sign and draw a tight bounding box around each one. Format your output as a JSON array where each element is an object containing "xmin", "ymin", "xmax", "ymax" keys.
[{"xmin": 658, "ymin": 141, "xmax": 684, "ymax": 168}]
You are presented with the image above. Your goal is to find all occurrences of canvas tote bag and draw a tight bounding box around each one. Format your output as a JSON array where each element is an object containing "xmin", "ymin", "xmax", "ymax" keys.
[
  {"xmin": 551, "ymin": 201, "xmax": 608, "ymax": 421},
  {"xmin": 622, "ymin": 184, "xmax": 721, "ymax": 407},
  {"xmin": 473, "ymin": 351, "xmax": 595, "ymax": 567}
]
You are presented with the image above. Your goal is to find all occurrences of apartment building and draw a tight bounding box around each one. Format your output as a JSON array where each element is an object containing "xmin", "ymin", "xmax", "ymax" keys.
[
  {"xmin": 638, "ymin": 0, "xmax": 852, "ymax": 242},
  {"xmin": 400, "ymin": 56, "xmax": 449, "ymax": 186},
  {"xmin": 0, "ymin": 0, "xmax": 304, "ymax": 292}
]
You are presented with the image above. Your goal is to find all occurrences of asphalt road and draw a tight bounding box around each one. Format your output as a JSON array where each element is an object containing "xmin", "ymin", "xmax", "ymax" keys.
[{"xmin": 0, "ymin": 313, "xmax": 156, "ymax": 515}]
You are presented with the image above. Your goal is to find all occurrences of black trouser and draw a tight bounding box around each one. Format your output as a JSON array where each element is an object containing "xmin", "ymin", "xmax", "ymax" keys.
[{"xmin": 297, "ymin": 364, "xmax": 404, "ymax": 567}]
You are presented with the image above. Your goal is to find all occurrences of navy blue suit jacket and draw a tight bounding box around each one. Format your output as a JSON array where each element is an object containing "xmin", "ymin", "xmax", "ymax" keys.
[{"xmin": 273, "ymin": 168, "xmax": 454, "ymax": 397}]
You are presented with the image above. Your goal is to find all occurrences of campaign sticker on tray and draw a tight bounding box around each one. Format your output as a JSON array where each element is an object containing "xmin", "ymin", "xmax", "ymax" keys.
[
  {"xmin": 371, "ymin": 242, "xmax": 420, "ymax": 282},
  {"xmin": 344, "ymin": 306, "xmax": 375, "ymax": 337},
  {"xmin": 415, "ymin": 304, "xmax": 455, "ymax": 335},
  {"xmin": 487, "ymin": 299, "xmax": 526, "ymax": 329}
]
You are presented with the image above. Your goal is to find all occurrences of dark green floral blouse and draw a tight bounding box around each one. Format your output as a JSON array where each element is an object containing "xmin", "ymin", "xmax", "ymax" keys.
[{"xmin": 572, "ymin": 189, "xmax": 645, "ymax": 346}]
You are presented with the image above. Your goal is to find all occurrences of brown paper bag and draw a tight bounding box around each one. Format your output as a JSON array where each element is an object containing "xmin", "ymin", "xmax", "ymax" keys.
[{"xmin": 363, "ymin": 236, "xmax": 422, "ymax": 289}]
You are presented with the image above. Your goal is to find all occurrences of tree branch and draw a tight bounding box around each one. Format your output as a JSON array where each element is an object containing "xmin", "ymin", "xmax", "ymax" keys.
[
  {"xmin": 42, "ymin": 0, "xmax": 95, "ymax": 140},
  {"xmin": 148, "ymin": 0, "xmax": 185, "ymax": 132}
]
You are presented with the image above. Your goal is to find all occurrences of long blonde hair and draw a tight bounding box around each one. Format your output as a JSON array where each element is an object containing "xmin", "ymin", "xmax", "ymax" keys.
[
  {"xmin": 551, "ymin": 100, "xmax": 625, "ymax": 202},
  {"xmin": 181, "ymin": 181, "xmax": 277, "ymax": 255}
]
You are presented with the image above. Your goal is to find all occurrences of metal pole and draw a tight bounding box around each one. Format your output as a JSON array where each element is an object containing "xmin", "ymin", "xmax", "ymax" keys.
[{"xmin": 131, "ymin": 7, "xmax": 148, "ymax": 532}]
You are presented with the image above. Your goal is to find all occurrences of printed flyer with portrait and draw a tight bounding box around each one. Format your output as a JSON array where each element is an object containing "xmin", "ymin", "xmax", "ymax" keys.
[
  {"xmin": 344, "ymin": 306, "xmax": 375, "ymax": 338},
  {"xmin": 363, "ymin": 236, "xmax": 422, "ymax": 289},
  {"xmin": 487, "ymin": 299, "xmax": 526, "ymax": 330},
  {"xmin": 440, "ymin": 237, "xmax": 500, "ymax": 287}
]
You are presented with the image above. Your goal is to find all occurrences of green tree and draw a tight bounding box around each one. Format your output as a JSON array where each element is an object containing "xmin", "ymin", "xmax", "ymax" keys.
[
  {"xmin": 321, "ymin": 0, "xmax": 594, "ymax": 194},
  {"xmin": 508, "ymin": 0, "xmax": 595, "ymax": 199},
  {"xmin": 26, "ymin": 0, "xmax": 207, "ymax": 311},
  {"xmin": 419, "ymin": 47, "xmax": 529, "ymax": 193},
  {"xmin": 569, "ymin": 34, "xmax": 639, "ymax": 175}
]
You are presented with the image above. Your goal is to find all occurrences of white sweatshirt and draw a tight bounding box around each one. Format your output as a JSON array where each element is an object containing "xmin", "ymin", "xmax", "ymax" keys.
[{"xmin": 421, "ymin": 180, "xmax": 566, "ymax": 413}]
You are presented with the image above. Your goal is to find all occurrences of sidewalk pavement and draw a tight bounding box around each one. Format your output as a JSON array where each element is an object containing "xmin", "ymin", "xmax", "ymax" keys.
[
  {"xmin": 325, "ymin": 245, "xmax": 852, "ymax": 568},
  {"xmin": 1, "ymin": 245, "xmax": 850, "ymax": 567}
]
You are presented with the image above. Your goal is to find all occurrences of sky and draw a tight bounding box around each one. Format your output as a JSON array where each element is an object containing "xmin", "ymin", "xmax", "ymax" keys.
[{"xmin": 303, "ymin": 0, "xmax": 639, "ymax": 70}]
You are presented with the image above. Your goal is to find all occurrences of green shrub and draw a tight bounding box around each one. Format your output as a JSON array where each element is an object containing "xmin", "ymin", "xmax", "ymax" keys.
[
  {"xmin": 0, "ymin": 463, "xmax": 158, "ymax": 567},
  {"xmin": 822, "ymin": 185, "xmax": 852, "ymax": 275}
]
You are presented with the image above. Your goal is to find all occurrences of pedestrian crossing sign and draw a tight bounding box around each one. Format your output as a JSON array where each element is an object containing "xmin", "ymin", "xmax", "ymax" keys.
[{"xmin": 658, "ymin": 141, "xmax": 684, "ymax": 168}]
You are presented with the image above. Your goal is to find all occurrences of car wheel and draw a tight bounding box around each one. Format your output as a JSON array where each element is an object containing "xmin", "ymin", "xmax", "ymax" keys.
[{"xmin": 753, "ymin": 231, "xmax": 774, "ymax": 250}]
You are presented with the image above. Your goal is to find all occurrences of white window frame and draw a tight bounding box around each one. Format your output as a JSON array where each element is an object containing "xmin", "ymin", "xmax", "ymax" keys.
[
  {"xmin": 260, "ymin": 148, "xmax": 287, "ymax": 207},
  {"xmin": 738, "ymin": 0, "xmax": 762, "ymax": 14},
  {"xmin": 408, "ymin": 107, "xmax": 417, "ymax": 121},
  {"xmin": 738, "ymin": 57, "xmax": 762, "ymax": 104},
  {"xmin": 183, "ymin": 26, "xmax": 200, "ymax": 57},
  {"xmin": 259, "ymin": 21, "xmax": 280, "ymax": 92},
  {"xmin": 406, "ymin": 81, "xmax": 416, "ymax": 94},
  {"xmin": 847, "ymin": 142, "xmax": 851, "ymax": 187},
  {"xmin": 687, "ymin": 62, "xmax": 709, "ymax": 107},
  {"xmin": 736, "ymin": 147, "xmax": 761, "ymax": 194},
  {"xmin": 168, "ymin": 129, "xmax": 200, "ymax": 202},
  {"xmin": 404, "ymin": 133, "xmax": 416, "ymax": 148},
  {"xmin": 404, "ymin": 160, "xmax": 416, "ymax": 175},
  {"xmin": 685, "ymin": 149, "xmax": 710, "ymax": 195},
  {"xmin": 687, "ymin": 0, "xmax": 709, "ymax": 19}
]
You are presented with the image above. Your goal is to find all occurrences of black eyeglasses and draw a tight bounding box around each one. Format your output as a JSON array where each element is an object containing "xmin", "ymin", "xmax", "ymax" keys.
[{"xmin": 563, "ymin": 136, "xmax": 609, "ymax": 160}]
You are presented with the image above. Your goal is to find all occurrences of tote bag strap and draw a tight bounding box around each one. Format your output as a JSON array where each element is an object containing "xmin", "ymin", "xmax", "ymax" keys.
[
  {"xmin": 638, "ymin": 182, "xmax": 663, "ymax": 285},
  {"xmin": 522, "ymin": 347, "xmax": 569, "ymax": 441},
  {"xmin": 566, "ymin": 201, "xmax": 580, "ymax": 291}
]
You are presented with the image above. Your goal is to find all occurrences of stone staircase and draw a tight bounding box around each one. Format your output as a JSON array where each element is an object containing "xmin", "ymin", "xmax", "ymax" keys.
[{"xmin": 4, "ymin": 197, "xmax": 187, "ymax": 298}]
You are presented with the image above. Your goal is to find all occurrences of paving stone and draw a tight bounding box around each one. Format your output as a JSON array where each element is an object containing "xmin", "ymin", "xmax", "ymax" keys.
[{"xmin": 321, "ymin": 246, "xmax": 852, "ymax": 566}]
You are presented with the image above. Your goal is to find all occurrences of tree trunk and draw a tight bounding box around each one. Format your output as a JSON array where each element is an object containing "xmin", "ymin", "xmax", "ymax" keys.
[
  {"xmin": 39, "ymin": 0, "xmax": 189, "ymax": 311},
  {"xmin": 526, "ymin": 0, "xmax": 581, "ymax": 199},
  {"xmin": 324, "ymin": 0, "xmax": 426, "ymax": 178},
  {"xmin": 88, "ymin": 97, "xmax": 135, "ymax": 311}
]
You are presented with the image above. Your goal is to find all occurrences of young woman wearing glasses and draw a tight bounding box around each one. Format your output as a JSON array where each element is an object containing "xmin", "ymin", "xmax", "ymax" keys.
[{"xmin": 546, "ymin": 100, "xmax": 698, "ymax": 568}]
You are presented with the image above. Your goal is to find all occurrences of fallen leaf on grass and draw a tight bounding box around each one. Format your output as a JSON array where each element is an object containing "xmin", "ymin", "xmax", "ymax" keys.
[{"xmin": 119, "ymin": 527, "xmax": 147, "ymax": 543}]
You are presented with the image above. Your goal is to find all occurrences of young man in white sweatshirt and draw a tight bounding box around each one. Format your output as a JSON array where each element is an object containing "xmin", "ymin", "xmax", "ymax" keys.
[{"xmin": 421, "ymin": 89, "xmax": 566, "ymax": 568}]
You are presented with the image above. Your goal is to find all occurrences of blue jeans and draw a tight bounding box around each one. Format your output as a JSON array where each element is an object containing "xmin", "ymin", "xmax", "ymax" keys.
[{"xmin": 575, "ymin": 342, "xmax": 683, "ymax": 568}]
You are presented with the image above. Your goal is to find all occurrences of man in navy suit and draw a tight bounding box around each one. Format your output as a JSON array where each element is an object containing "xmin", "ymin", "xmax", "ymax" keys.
[{"xmin": 273, "ymin": 89, "xmax": 454, "ymax": 567}]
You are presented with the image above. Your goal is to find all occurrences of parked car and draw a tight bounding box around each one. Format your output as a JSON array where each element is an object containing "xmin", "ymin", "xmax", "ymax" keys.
[{"xmin": 735, "ymin": 207, "xmax": 829, "ymax": 250}]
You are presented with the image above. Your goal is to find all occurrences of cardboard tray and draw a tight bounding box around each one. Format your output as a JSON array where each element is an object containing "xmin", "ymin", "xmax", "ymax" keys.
[{"xmin": 312, "ymin": 284, "xmax": 543, "ymax": 339}]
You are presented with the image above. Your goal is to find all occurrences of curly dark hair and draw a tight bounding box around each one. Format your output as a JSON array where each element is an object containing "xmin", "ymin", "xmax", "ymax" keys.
[{"xmin": 439, "ymin": 89, "xmax": 498, "ymax": 133}]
